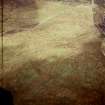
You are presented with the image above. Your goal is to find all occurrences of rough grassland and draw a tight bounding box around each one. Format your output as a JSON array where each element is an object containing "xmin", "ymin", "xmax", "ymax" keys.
[{"xmin": 0, "ymin": 1, "xmax": 105, "ymax": 105}]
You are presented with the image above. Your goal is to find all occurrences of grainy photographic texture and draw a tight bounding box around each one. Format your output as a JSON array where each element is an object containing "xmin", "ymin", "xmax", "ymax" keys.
[{"xmin": 0, "ymin": 0, "xmax": 105, "ymax": 105}]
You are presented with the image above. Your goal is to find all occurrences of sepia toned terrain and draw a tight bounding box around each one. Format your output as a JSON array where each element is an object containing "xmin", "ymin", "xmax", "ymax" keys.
[{"xmin": 0, "ymin": 0, "xmax": 105, "ymax": 105}]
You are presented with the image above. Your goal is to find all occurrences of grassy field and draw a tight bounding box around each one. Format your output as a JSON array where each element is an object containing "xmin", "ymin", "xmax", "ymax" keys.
[{"xmin": 0, "ymin": 1, "xmax": 105, "ymax": 105}]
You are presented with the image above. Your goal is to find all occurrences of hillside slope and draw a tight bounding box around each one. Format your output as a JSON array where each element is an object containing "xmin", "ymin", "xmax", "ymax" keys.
[{"xmin": 0, "ymin": 1, "xmax": 105, "ymax": 105}]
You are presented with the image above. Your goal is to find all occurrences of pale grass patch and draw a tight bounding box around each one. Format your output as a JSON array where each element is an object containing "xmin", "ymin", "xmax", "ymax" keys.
[{"xmin": 0, "ymin": 1, "xmax": 98, "ymax": 72}]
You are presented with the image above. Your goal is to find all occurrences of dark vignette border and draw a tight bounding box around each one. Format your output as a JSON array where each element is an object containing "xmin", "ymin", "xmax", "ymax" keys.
[{"xmin": 1, "ymin": 0, "xmax": 4, "ymax": 85}]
